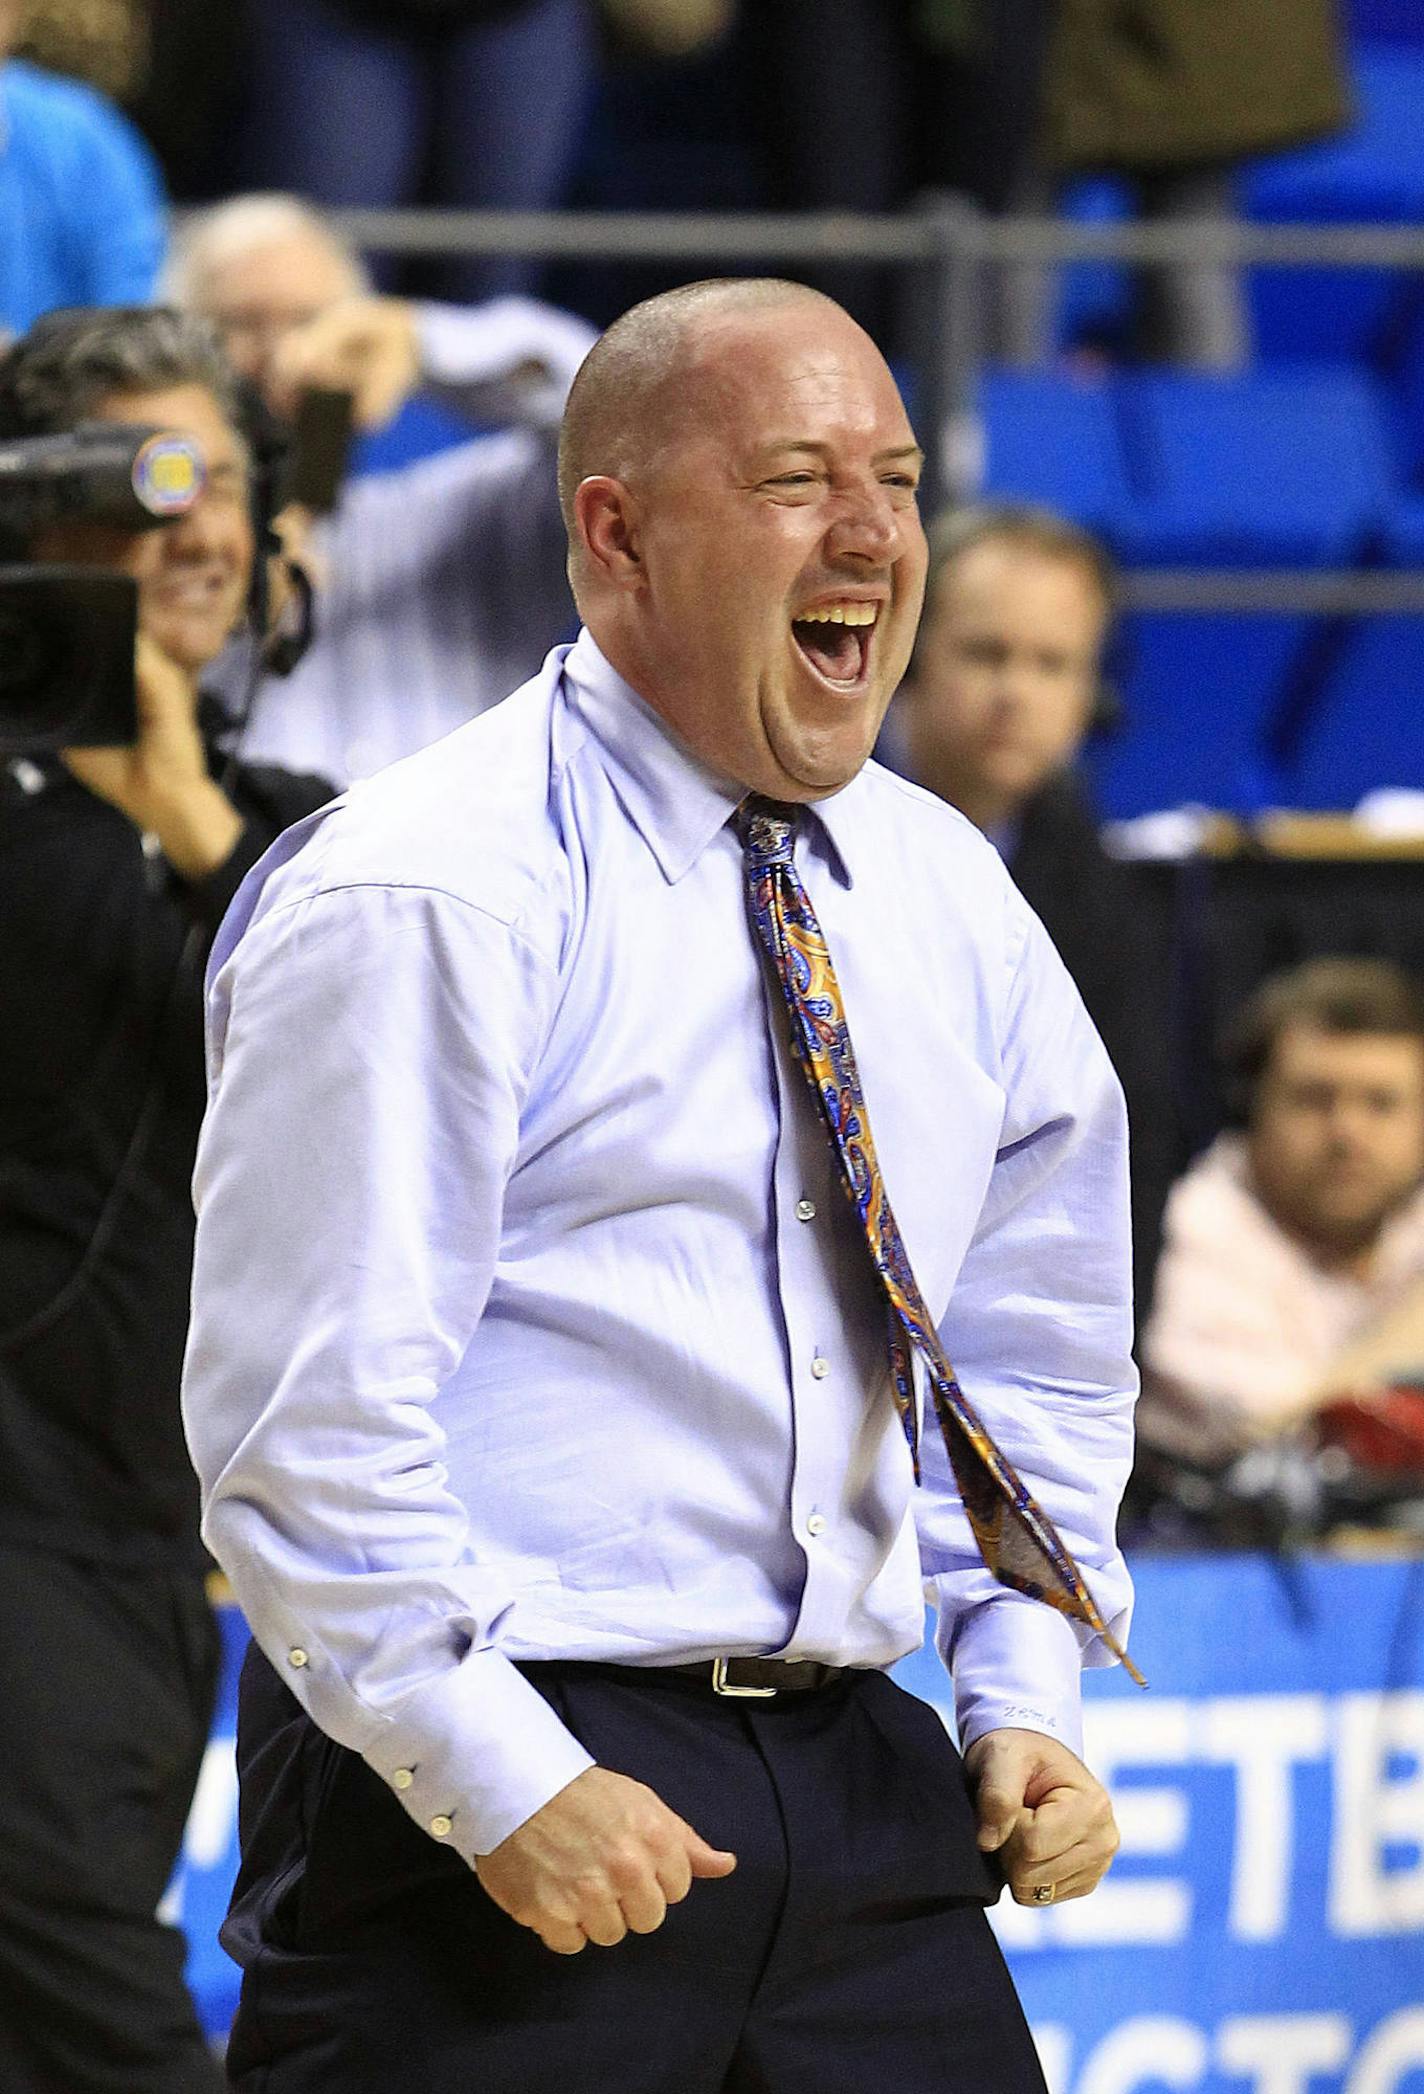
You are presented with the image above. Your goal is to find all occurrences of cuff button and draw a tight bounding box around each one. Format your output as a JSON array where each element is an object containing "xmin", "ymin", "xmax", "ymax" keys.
[{"xmin": 430, "ymin": 1814, "xmax": 453, "ymax": 1839}]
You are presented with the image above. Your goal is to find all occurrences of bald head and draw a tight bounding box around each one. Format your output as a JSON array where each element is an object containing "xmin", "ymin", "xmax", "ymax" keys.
[
  {"xmin": 557, "ymin": 277, "xmax": 841, "ymax": 542},
  {"xmin": 559, "ymin": 278, "xmax": 925, "ymax": 804}
]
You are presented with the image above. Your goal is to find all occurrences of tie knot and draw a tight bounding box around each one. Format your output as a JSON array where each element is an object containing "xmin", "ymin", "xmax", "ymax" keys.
[{"xmin": 737, "ymin": 796, "xmax": 798, "ymax": 869}]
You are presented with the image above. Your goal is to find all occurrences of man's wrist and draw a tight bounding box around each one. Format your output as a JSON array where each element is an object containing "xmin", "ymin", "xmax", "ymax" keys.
[{"xmin": 949, "ymin": 1593, "xmax": 1086, "ymax": 1759}]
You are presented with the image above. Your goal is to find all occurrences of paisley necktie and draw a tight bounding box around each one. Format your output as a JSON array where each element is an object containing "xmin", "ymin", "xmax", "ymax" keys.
[{"xmin": 738, "ymin": 795, "xmax": 1142, "ymax": 1684}]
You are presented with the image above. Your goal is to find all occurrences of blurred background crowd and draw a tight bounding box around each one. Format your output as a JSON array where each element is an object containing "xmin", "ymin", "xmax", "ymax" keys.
[
  {"xmin": 8, "ymin": 0, "xmax": 1416, "ymax": 1539},
  {"xmin": 3, "ymin": 0, "xmax": 1424, "ymax": 2081}
]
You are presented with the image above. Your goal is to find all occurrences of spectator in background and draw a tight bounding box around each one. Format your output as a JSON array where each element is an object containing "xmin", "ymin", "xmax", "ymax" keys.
[
  {"xmin": 0, "ymin": 304, "xmax": 331, "ymax": 2094},
  {"xmin": 0, "ymin": 0, "xmax": 165, "ymax": 333},
  {"xmin": 12, "ymin": 0, "xmax": 146, "ymax": 102},
  {"xmin": 237, "ymin": 0, "xmax": 595, "ymax": 305},
  {"xmin": 1026, "ymin": 0, "xmax": 1351, "ymax": 367},
  {"xmin": 888, "ymin": 502, "xmax": 1177, "ymax": 1302},
  {"xmin": 1139, "ymin": 958, "xmax": 1424, "ymax": 1474},
  {"xmin": 735, "ymin": 1, "xmax": 1054, "ymax": 352},
  {"xmin": 168, "ymin": 194, "xmax": 595, "ymax": 781}
]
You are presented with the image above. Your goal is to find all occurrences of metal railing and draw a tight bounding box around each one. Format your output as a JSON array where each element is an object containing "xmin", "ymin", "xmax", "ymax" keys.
[{"xmin": 324, "ymin": 198, "xmax": 1424, "ymax": 615}]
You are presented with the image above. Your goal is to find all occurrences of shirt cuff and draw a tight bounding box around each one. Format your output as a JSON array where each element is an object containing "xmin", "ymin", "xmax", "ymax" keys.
[
  {"xmin": 413, "ymin": 299, "xmax": 594, "ymax": 425},
  {"xmin": 947, "ymin": 1593, "xmax": 1087, "ymax": 1759},
  {"xmin": 362, "ymin": 1644, "xmax": 596, "ymax": 1859}
]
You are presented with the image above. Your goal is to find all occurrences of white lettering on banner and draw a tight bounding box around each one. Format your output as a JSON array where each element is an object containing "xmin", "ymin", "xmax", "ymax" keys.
[
  {"xmin": 1032, "ymin": 2023, "xmax": 1073, "ymax": 2094},
  {"xmin": 1349, "ymin": 2007, "xmax": 1424, "ymax": 2094},
  {"xmin": 1330, "ymin": 1694, "xmax": 1424, "ymax": 1938},
  {"xmin": 1031, "ymin": 2012, "xmax": 1424, "ymax": 2094},
  {"xmin": 1074, "ymin": 2015, "xmax": 1208, "ymax": 2094},
  {"xmin": 1217, "ymin": 2013, "xmax": 1352, "ymax": 2093},
  {"xmin": 185, "ymin": 1736, "xmax": 241, "ymax": 1870},
  {"xmin": 996, "ymin": 1689, "xmax": 1424, "ymax": 1950},
  {"xmin": 1051, "ymin": 1701, "xmax": 1194, "ymax": 1947},
  {"xmin": 1201, "ymin": 1697, "xmax": 1330, "ymax": 1942}
]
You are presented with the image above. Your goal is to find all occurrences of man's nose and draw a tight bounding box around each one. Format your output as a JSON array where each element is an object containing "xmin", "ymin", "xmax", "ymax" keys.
[{"xmin": 826, "ymin": 482, "xmax": 902, "ymax": 562}]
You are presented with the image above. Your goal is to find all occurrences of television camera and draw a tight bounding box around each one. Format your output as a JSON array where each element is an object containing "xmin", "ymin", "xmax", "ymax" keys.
[{"xmin": 0, "ymin": 423, "xmax": 204, "ymax": 755}]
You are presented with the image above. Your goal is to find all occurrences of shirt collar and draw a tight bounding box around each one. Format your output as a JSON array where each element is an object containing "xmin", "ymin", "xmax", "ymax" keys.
[{"xmin": 561, "ymin": 628, "xmax": 858, "ymax": 888}]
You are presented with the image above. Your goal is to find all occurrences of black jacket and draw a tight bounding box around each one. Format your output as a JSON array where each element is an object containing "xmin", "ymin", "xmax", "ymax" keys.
[
  {"xmin": 1008, "ymin": 771, "xmax": 1180, "ymax": 1313},
  {"xmin": 0, "ymin": 732, "xmax": 332, "ymax": 1563}
]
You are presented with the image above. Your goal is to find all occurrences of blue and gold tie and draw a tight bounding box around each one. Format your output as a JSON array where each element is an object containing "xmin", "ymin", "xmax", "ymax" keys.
[{"xmin": 738, "ymin": 796, "xmax": 1142, "ymax": 1682}]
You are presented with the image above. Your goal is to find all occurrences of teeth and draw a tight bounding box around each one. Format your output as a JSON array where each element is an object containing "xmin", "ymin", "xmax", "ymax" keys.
[{"xmin": 796, "ymin": 602, "xmax": 878, "ymax": 627}]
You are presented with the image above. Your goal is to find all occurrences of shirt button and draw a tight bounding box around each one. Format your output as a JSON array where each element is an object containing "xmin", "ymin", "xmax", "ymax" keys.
[
  {"xmin": 810, "ymin": 1356, "xmax": 830, "ymax": 1379},
  {"xmin": 430, "ymin": 1814, "xmax": 454, "ymax": 1839},
  {"xmin": 796, "ymin": 1198, "xmax": 816, "ymax": 1222},
  {"xmin": 806, "ymin": 1513, "xmax": 828, "ymax": 1537},
  {"xmin": 392, "ymin": 1768, "xmax": 414, "ymax": 1791},
  {"xmin": 287, "ymin": 1647, "xmax": 309, "ymax": 1669}
]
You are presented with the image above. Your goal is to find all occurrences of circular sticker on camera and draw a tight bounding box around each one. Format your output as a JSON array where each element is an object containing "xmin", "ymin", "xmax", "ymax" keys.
[{"xmin": 132, "ymin": 433, "xmax": 205, "ymax": 517}]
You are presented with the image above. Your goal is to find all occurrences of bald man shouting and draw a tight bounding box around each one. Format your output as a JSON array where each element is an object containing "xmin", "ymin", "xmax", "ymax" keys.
[{"xmin": 183, "ymin": 280, "xmax": 1136, "ymax": 2093}]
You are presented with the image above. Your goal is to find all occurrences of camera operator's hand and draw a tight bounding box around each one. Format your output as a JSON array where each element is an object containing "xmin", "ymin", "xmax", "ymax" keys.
[
  {"xmin": 61, "ymin": 634, "xmax": 243, "ymax": 880},
  {"xmin": 269, "ymin": 296, "xmax": 420, "ymax": 431}
]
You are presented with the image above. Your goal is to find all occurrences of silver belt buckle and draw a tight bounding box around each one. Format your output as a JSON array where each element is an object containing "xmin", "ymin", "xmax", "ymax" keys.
[{"xmin": 710, "ymin": 1657, "xmax": 778, "ymax": 1699}]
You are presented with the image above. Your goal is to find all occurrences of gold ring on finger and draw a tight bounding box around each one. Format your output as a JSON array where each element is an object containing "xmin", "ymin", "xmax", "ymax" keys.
[{"xmin": 1031, "ymin": 1883, "xmax": 1055, "ymax": 1905}]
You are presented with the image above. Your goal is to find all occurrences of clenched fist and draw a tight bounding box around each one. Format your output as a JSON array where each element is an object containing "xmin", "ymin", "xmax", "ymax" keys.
[
  {"xmin": 965, "ymin": 1727, "xmax": 1119, "ymax": 1906},
  {"xmin": 475, "ymin": 1765, "xmax": 737, "ymax": 1955}
]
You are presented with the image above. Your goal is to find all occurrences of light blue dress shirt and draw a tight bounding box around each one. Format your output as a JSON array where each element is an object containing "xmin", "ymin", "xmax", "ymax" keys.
[{"xmin": 184, "ymin": 632, "xmax": 1137, "ymax": 1862}]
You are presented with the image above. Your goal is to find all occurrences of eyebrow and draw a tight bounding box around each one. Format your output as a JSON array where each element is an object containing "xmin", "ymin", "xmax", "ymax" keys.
[{"xmin": 754, "ymin": 440, "xmax": 926, "ymax": 468}]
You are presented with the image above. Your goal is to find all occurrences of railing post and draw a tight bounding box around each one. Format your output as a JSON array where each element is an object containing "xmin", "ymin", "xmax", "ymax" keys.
[{"xmin": 906, "ymin": 193, "xmax": 985, "ymax": 519}]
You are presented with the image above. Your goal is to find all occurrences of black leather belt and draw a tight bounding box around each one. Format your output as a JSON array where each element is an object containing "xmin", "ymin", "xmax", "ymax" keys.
[
  {"xmin": 522, "ymin": 1656, "xmax": 852, "ymax": 1699},
  {"xmin": 667, "ymin": 1657, "xmax": 848, "ymax": 1698}
]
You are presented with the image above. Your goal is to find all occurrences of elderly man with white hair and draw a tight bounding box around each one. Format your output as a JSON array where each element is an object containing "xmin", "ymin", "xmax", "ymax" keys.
[{"xmin": 168, "ymin": 193, "xmax": 595, "ymax": 783}]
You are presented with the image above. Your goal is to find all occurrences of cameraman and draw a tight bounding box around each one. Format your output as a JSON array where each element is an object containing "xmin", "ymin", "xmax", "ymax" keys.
[{"xmin": 0, "ymin": 307, "xmax": 331, "ymax": 2092}]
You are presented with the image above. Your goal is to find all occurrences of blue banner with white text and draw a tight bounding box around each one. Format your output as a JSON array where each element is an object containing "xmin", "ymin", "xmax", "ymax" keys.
[{"xmin": 175, "ymin": 1555, "xmax": 1424, "ymax": 2092}]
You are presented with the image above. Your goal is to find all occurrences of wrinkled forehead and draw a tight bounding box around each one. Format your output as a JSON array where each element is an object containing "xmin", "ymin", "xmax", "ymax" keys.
[{"xmin": 669, "ymin": 306, "xmax": 913, "ymax": 462}]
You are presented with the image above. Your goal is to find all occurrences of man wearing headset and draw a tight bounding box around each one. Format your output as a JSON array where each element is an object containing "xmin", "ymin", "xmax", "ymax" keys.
[
  {"xmin": 0, "ymin": 306, "xmax": 330, "ymax": 2092},
  {"xmin": 889, "ymin": 502, "xmax": 1178, "ymax": 1305}
]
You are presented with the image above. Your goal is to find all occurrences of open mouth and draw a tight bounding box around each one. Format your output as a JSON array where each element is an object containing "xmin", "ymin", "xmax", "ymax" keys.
[{"xmin": 790, "ymin": 601, "xmax": 880, "ymax": 689}]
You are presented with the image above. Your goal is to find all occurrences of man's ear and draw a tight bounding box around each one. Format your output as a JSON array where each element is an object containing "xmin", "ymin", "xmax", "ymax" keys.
[{"xmin": 574, "ymin": 475, "xmax": 644, "ymax": 589}]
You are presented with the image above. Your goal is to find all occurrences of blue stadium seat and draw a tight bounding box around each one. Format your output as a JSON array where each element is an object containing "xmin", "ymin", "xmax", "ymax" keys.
[
  {"xmin": 1083, "ymin": 369, "xmax": 1398, "ymax": 817},
  {"xmin": 977, "ymin": 365, "xmax": 1138, "ymax": 543},
  {"xmin": 1114, "ymin": 366, "xmax": 1395, "ymax": 564},
  {"xmin": 1346, "ymin": 0, "xmax": 1424, "ymax": 43},
  {"xmin": 1281, "ymin": 498, "xmax": 1424, "ymax": 807},
  {"xmin": 1085, "ymin": 610, "xmax": 1317, "ymax": 819},
  {"xmin": 1384, "ymin": 288, "xmax": 1424, "ymax": 486},
  {"xmin": 1246, "ymin": 46, "xmax": 1424, "ymax": 364},
  {"xmin": 1048, "ymin": 177, "xmax": 1135, "ymax": 359}
]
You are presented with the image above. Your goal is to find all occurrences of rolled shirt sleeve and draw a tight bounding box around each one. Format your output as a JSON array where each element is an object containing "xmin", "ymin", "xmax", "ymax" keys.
[
  {"xmin": 915, "ymin": 898, "xmax": 1139, "ymax": 1759},
  {"xmin": 183, "ymin": 833, "xmax": 594, "ymax": 1857},
  {"xmin": 414, "ymin": 297, "xmax": 597, "ymax": 429}
]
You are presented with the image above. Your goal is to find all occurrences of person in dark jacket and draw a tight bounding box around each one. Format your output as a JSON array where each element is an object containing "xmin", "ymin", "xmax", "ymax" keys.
[
  {"xmin": 888, "ymin": 501, "xmax": 1178, "ymax": 1307},
  {"xmin": 1035, "ymin": 0, "xmax": 1351, "ymax": 365},
  {"xmin": 0, "ymin": 306, "xmax": 331, "ymax": 2092},
  {"xmin": 238, "ymin": 0, "xmax": 596, "ymax": 304}
]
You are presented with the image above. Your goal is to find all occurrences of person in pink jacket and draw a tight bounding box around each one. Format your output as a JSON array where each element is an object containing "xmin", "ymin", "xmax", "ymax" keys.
[{"xmin": 1140, "ymin": 956, "xmax": 1424, "ymax": 1473}]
